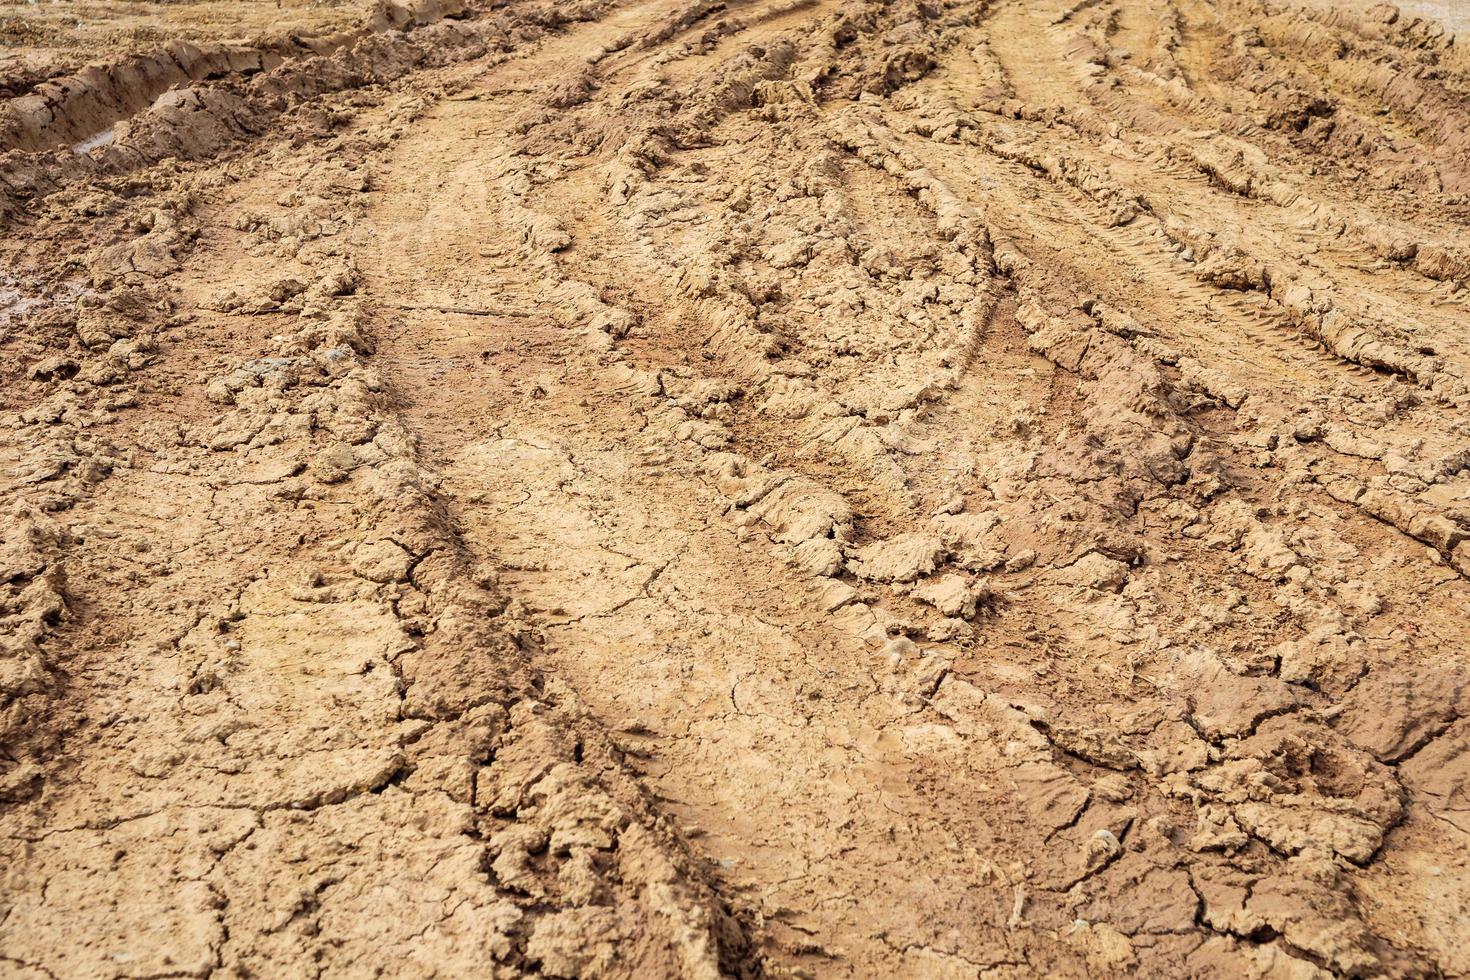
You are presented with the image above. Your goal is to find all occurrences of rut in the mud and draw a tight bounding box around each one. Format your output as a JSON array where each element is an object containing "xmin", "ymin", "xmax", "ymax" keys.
[{"xmin": 2, "ymin": 0, "xmax": 1469, "ymax": 977}]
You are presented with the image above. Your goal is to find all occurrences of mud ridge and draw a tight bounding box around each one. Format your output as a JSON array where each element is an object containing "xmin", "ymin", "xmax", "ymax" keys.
[{"xmin": 3, "ymin": 0, "xmax": 1470, "ymax": 975}]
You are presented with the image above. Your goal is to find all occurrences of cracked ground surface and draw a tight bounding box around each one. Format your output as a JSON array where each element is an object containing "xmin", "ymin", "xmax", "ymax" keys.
[{"xmin": 2, "ymin": 0, "xmax": 1470, "ymax": 976}]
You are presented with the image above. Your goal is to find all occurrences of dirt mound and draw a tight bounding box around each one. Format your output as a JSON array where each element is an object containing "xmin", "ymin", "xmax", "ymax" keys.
[{"xmin": 2, "ymin": 0, "xmax": 1469, "ymax": 976}]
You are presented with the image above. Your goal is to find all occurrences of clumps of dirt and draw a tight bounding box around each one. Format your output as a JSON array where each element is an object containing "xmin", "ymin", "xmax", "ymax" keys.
[{"xmin": 3, "ymin": 0, "xmax": 1470, "ymax": 975}]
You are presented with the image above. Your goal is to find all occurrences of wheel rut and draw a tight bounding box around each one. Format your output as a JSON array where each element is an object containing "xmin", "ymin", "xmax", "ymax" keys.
[{"xmin": 3, "ymin": 0, "xmax": 1470, "ymax": 976}]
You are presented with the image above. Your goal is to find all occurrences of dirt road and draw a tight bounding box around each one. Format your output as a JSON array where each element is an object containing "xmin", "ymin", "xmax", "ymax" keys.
[{"xmin": 2, "ymin": 0, "xmax": 1469, "ymax": 976}]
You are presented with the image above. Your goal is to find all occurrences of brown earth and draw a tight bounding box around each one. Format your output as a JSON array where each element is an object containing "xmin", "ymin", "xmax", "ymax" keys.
[{"xmin": 2, "ymin": 0, "xmax": 1470, "ymax": 976}]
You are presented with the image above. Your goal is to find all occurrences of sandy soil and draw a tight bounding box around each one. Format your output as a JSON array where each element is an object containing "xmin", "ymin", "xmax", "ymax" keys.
[{"xmin": 2, "ymin": 0, "xmax": 1469, "ymax": 976}]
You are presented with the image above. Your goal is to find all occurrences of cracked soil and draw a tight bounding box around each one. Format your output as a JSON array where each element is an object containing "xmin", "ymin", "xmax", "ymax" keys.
[{"xmin": 3, "ymin": 0, "xmax": 1470, "ymax": 976}]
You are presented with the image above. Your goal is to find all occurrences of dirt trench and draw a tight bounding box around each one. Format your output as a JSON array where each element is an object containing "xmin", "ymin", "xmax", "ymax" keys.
[{"xmin": 2, "ymin": 0, "xmax": 1470, "ymax": 976}]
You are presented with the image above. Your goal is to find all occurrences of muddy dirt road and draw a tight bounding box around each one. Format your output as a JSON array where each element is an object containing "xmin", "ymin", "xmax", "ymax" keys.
[{"xmin": 2, "ymin": 0, "xmax": 1469, "ymax": 976}]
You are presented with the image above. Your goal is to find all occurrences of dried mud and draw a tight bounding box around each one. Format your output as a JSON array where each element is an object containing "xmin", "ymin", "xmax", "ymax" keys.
[{"xmin": 2, "ymin": 0, "xmax": 1469, "ymax": 976}]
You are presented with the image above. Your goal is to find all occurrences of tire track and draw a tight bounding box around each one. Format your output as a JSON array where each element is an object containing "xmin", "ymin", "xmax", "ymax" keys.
[{"xmin": 4, "ymin": 0, "xmax": 1470, "ymax": 975}]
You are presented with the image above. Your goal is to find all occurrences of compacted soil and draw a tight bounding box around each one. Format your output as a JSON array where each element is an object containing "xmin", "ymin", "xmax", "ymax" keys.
[{"xmin": 2, "ymin": 0, "xmax": 1469, "ymax": 976}]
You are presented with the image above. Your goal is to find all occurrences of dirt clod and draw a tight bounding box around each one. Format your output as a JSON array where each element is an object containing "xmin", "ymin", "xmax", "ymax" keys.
[{"xmin": 2, "ymin": 0, "xmax": 1469, "ymax": 976}]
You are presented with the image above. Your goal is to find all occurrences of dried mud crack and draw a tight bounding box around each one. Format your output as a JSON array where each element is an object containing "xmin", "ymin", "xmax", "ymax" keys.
[{"xmin": 2, "ymin": 0, "xmax": 1469, "ymax": 976}]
